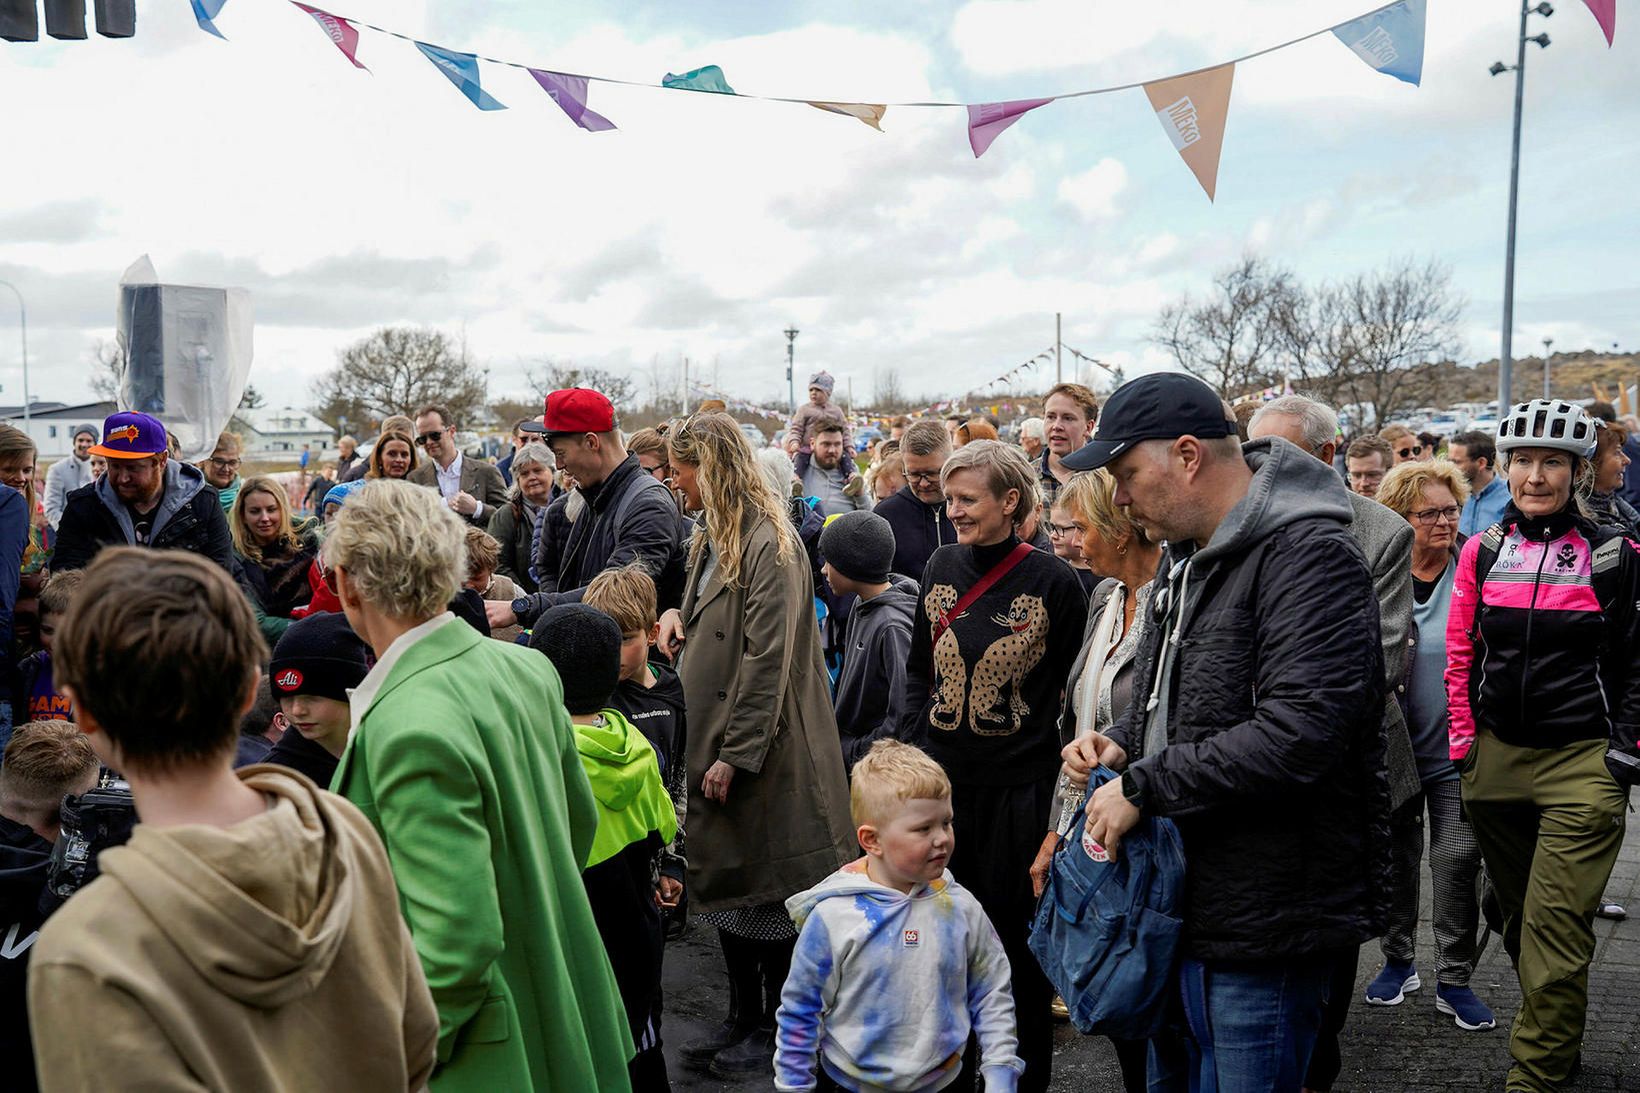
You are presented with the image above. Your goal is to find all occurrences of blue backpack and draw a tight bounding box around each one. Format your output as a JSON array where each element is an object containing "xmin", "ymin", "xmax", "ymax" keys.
[{"xmin": 1028, "ymin": 765, "xmax": 1186, "ymax": 1040}]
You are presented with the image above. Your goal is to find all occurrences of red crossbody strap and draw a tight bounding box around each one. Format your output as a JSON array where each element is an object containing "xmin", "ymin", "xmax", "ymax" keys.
[{"xmin": 930, "ymin": 541, "xmax": 1034, "ymax": 648}]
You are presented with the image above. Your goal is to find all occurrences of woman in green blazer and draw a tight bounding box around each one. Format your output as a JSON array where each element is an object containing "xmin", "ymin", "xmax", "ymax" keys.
[{"xmin": 323, "ymin": 479, "xmax": 634, "ymax": 1092}]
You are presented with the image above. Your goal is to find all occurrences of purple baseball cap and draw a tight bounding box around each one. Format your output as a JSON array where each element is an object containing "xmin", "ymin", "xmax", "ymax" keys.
[{"xmin": 90, "ymin": 411, "xmax": 169, "ymax": 459}]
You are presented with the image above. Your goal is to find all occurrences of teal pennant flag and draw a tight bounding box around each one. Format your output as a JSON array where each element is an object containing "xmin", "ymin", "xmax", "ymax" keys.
[{"xmin": 662, "ymin": 65, "xmax": 736, "ymax": 94}]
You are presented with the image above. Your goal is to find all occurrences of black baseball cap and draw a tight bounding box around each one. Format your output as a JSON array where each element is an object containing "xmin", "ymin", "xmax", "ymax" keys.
[{"xmin": 1061, "ymin": 372, "xmax": 1235, "ymax": 471}]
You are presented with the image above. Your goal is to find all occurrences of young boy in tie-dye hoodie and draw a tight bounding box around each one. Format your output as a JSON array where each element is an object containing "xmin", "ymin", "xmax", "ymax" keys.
[{"xmin": 773, "ymin": 741, "xmax": 1023, "ymax": 1092}]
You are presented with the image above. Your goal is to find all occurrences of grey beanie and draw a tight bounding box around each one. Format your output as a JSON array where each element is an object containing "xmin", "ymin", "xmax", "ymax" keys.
[
  {"xmin": 73, "ymin": 423, "xmax": 98, "ymax": 441},
  {"xmin": 529, "ymin": 604, "xmax": 622, "ymax": 715},
  {"xmin": 819, "ymin": 510, "xmax": 896, "ymax": 585}
]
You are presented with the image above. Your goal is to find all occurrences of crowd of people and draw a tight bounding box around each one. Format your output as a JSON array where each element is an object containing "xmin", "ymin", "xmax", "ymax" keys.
[{"xmin": 0, "ymin": 365, "xmax": 1635, "ymax": 1093}]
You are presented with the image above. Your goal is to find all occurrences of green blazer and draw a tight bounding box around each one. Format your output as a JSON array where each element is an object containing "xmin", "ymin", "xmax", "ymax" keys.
[{"xmin": 333, "ymin": 620, "xmax": 634, "ymax": 1092}]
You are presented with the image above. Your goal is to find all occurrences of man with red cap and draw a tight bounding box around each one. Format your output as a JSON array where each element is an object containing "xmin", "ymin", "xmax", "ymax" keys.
[
  {"xmin": 52, "ymin": 412, "xmax": 238, "ymax": 576},
  {"xmin": 485, "ymin": 389, "xmax": 686, "ymax": 631}
]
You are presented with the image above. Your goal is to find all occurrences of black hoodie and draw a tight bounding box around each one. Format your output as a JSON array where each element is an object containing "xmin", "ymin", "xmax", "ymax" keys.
[
  {"xmin": 873, "ymin": 485, "xmax": 955, "ymax": 583},
  {"xmin": 833, "ymin": 575, "xmax": 920, "ymax": 770},
  {"xmin": 608, "ymin": 663, "xmax": 689, "ymax": 880},
  {"xmin": 0, "ymin": 814, "xmax": 53, "ymax": 1093}
]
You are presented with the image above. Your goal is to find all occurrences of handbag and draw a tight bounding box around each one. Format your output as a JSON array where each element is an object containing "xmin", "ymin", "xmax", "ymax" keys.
[
  {"xmin": 930, "ymin": 541, "xmax": 1033, "ymax": 647},
  {"xmin": 1029, "ymin": 765, "xmax": 1186, "ymax": 1040}
]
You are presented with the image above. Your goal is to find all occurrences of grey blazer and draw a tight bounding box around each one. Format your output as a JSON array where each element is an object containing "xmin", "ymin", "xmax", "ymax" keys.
[{"xmin": 1348, "ymin": 491, "xmax": 1421, "ymax": 811}]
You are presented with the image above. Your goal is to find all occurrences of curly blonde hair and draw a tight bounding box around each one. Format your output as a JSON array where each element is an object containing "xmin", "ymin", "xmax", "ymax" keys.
[
  {"xmin": 321, "ymin": 480, "xmax": 465, "ymax": 620},
  {"xmin": 668, "ymin": 411, "xmax": 798, "ymax": 588},
  {"xmin": 1377, "ymin": 459, "xmax": 1472, "ymax": 520},
  {"xmin": 230, "ymin": 475, "xmax": 301, "ymax": 565}
]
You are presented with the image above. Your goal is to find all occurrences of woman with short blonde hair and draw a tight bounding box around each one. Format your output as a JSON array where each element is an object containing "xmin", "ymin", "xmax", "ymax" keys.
[{"xmin": 323, "ymin": 479, "xmax": 464, "ymax": 621}]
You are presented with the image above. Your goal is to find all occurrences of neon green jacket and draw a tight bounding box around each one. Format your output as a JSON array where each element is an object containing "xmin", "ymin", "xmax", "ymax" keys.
[{"xmin": 577, "ymin": 709, "xmax": 679, "ymax": 868}]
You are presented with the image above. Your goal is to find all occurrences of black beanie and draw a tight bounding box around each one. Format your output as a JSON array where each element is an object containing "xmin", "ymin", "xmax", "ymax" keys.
[
  {"xmin": 819, "ymin": 510, "xmax": 896, "ymax": 585},
  {"xmin": 269, "ymin": 613, "xmax": 372, "ymax": 704},
  {"xmin": 529, "ymin": 604, "xmax": 622, "ymax": 716}
]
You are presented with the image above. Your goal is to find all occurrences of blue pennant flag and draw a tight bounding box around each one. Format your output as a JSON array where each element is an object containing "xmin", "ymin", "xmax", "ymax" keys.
[
  {"xmin": 1332, "ymin": 0, "xmax": 1425, "ymax": 86},
  {"xmin": 191, "ymin": 0, "xmax": 227, "ymax": 38},
  {"xmin": 415, "ymin": 42, "xmax": 507, "ymax": 111},
  {"xmin": 661, "ymin": 65, "xmax": 736, "ymax": 95}
]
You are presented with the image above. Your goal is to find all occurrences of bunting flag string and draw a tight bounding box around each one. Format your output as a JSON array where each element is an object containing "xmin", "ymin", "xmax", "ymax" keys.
[{"xmin": 182, "ymin": 0, "xmax": 1609, "ymax": 196}]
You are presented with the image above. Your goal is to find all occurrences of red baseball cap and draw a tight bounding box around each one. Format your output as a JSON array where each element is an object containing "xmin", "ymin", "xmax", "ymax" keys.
[{"xmin": 543, "ymin": 388, "xmax": 616, "ymax": 437}]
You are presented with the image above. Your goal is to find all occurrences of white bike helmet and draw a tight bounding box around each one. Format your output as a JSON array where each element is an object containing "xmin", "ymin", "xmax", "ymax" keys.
[{"xmin": 1495, "ymin": 399, "xmax": 1598, "ymax": 459}]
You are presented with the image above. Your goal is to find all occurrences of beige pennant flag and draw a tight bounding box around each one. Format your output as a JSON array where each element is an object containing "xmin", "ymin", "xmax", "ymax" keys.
[
  {"xmin": 1143, "ymin": 63, "xmax": 1235, "ymax": 201},
  {"xmin": 808, "ymin": 101, "xmax": 887, "ymax": 131}
]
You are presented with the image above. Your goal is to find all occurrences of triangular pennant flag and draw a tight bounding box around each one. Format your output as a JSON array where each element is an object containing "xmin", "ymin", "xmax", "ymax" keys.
[
  {"xmin": 808, "ymin": 101, "xmax": 887, "ymax": 131},
  {"xmin": 1143, "ymin": 63, "xmax": 1234, "ymax": 200},
  {"xmin": 292, "ymin": 2, "xmax": 368, "ymax": 71},
  {"xmin": 1582, "ymin": 0, "xmax": 1616, "ymax": 45},
  {"xmin": 528, "ymin": 69, "xmax": 616, "ymax": 131},
  {"xmin": 966, "ymin": 97, "xmax": 1054, "ymax": 158},
  {"xmin": 190, "ymin": 0, "xmax": 227, "ymax": 38},
  {"xmin": 662, "ymin": 65, "xmax": 736, "ymax": 94},
  {"xmin": 415, "ymin": 42, "xmax": 506, "ymax": 111},
  {"xmin": 1332, "ymin": 0, "xmax": 1425, "ymax": 85}
]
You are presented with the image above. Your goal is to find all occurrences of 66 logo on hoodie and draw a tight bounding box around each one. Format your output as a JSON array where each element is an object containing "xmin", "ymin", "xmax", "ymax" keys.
[{"xmin": 903, "ymin": 930, "xmax": 920, "ymax": 947}]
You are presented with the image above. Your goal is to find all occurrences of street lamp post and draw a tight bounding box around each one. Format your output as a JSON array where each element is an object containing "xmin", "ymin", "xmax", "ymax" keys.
[
  {"xmin": 784, "ymin": 326, "xmax": 799, "ymax": 413},
  {"xmin": 1491, "ymin": 0, "xmax": 1554, "ymax": 412},
  {"xmin": 0, "ymin": 280, "xmax": 29, "ymax": 429}
]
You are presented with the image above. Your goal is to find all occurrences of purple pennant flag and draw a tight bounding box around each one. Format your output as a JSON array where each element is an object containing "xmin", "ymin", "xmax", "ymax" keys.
[
  {"xmin": 528, "ymin": 69, "xmax": 617, "ymax": 132},
  {"xmin": 966, "ymin": 97, "xmax": 1054, "ymax": 158}
]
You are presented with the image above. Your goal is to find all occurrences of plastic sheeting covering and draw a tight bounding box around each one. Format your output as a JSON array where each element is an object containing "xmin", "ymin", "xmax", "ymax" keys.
[{"xmin": 116, "ymin": 256, "xmax": 253, "ymax": 464}]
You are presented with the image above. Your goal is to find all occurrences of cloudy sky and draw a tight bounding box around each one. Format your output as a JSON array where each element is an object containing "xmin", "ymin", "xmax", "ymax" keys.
[{"xmin": 1, "ymin": 0, "xmax": 1634, "ymax": 416}]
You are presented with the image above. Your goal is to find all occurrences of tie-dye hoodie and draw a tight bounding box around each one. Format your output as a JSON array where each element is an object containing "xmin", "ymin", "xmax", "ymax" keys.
[{"xmin": 773, "ymin": 859, "xmax": 1023, "ymax": 1092}]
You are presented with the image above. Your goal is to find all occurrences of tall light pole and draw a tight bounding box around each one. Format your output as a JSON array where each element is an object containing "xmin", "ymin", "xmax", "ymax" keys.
[
  {"xmin": 0, "ymin": 280, "xmax": 29, "ymax": 429},
  {"xmin": 1490, "ymin": 0, "xmax": 1554, "ymax": 412},
  {"xmin": 784, "ymin": 326, "xmax": 799, "ymax": 412}
]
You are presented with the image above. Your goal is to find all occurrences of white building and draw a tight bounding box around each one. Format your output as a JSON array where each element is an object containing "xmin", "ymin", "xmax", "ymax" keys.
[
  {"xmin": 231, "ymin": 406, "xmax": 335, "ymax": 459},
  {"xmin": 0, "ymin": 401, "xmax": 117, "ymax": 460}
]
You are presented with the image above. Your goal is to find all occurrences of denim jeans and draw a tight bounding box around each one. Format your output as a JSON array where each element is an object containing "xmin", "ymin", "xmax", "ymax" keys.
[{"xmin": 1148, "ymin": 952, "xmax": 1336, "ymax": 1093}]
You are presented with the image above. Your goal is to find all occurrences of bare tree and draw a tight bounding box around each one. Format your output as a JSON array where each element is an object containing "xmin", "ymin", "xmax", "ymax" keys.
[
  {"xmin": 1153, "ymin": 256, "xmax": 1301, "ymax": 397},
  {"xmin": 872, "ymin": 367, "xmax": 906, "ymax": 411},
  {"xmin": 88, "ymin": 336, "xmax": 127, "ymax": 402},
  {"xmin": 309, "ymin": 327, "xmax": 489, "ymax": 431},
  {"xmin": 524, "ymin": 361, "xmax": 638, "ymax": 412},
  {"xmin": 1301, "ymin": 258, "xmax": 1464, "ymax": 427}
]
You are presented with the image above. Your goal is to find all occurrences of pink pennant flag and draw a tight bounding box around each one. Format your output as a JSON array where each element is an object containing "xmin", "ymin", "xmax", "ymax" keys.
[
  {"xmin": 528, "ymin": 69, "xmax": 617, "ymax": 132},
  {"xmin": 1582, "ymin": 0, "xmax": 1615, "ymax": 45},
  {"xmin": 966, "ymin": 97, "xmax": 1054, "ymax": 158},
  {"xmin": 1143, "ymin": 63, "xmax": 1235, "ymax": 201},
  {"xmin": 291, "ymin": 2, "xmax": 367, "ymax": 70}
]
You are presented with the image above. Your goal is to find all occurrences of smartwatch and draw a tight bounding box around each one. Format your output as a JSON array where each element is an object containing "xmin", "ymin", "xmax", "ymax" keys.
[{"xmin": 1120, "ymin": 770, "xmax": 1145, "ymax": 811}]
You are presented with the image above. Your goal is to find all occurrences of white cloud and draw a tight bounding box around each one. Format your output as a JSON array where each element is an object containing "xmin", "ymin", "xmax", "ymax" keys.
[{"xmin": 1057, "ymin": 158, "xmax": 1127, "ymax": 220}]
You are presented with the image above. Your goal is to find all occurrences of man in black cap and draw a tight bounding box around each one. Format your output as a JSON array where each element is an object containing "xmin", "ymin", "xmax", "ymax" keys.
[
  {"xmin": 42, "ymin": 424, "xmax": 98, "ymax": 530},
  {"xmin": 1059, "ymin": 372, "xmax": 1391, "ymax": 1091}
]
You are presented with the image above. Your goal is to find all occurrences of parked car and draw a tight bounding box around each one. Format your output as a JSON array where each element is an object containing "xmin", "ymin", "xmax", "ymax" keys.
[{"xmin": 738, "ymin": 422, "xmax": 768, "ymax": 448}]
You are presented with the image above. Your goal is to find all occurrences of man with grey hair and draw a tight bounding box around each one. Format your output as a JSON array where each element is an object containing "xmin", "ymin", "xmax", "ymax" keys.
[
  {"xmin": 1248, "ymin": 392, "xmax": 1421, "ymax": 1090},
  {"xmin": 1018, "ymin": 417, "xmax": 1046, "ymax": 460}
]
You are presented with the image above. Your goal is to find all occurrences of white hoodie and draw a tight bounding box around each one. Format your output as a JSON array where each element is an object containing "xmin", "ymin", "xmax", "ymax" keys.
[{"xmin": 774, "ymin": 859, "xmax": 1023, "ymax": 1093}]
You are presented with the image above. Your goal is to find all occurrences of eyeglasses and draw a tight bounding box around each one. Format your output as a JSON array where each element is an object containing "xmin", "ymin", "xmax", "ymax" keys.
[
  {"xmin": 638, "ymin": 462, "xmax": 668, "ymax": 479},
  {"xmin": 1047, "ymin": 523, "xmax": 1078, "ymax": 538},
  {"xmin": 905, "ymin": 469, "xmax": 941, "ymax": 483},
  {"xmin": 1409, "ymin": 505, "xmax": 1461, "ymax": 526},
  {"xmin": 416, "ymin": 430, "xmax": 446, "ymax": 447},
  {"xmin": 208, "ymin": 457, "xmax": 241, "ymax": 470},
  {"xmin": 1396, "ymin": 445, "xmax": 1422, "ymax": 458},
  {"xmin": 320, "ymin": 564, "xmax": 338, "ymax": 593}
]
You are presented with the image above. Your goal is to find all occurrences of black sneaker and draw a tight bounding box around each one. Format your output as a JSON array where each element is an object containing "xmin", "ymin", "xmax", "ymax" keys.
[{"xmin": 708, "ymin": 1027, "xmax": 776, "ymax": 1079}]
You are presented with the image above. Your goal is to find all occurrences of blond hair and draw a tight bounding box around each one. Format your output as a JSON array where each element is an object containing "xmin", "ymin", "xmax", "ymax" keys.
[
  {"xmin": 585, "ymin": 563, "xmax": 659, "ymax": 634},
  {"xmin": 0, "ymin": 720, "xmax": 98, "ymax": 817},
  {"xmin": 39, "ymin": 569, "xmax": 87, "ymax": 619},
  {"xmin": 939, "ymin": 440, "xmax": 1037, "ymax": 528},
  {"xmin": 230, "ymin": 475, "xmax": 301, "ymax": 565},
  {"xmin": 850, "ymin": 740, "xmax": 951, "ymax": 827},
  {"xmin": 668, "ymin": 412, "xmax": 798, "ymax": 588},
  {"xmin": 1377, "ymin": 459, "xmax": 1472, "ymax": 519},
  {"xmin": 627, "ymin": 427, "xmax": 666, "ymax": 461},
  {"xmin": 321, "ymin": 479, "xmax": 465, "ymax": 620},
  {"xmin": 463, "ymin": 526, "xmax": 501, "ymax": 578},
  {"xmin": 1059, "ymin": 469, "xmax": 1150, "ymax": 547}
]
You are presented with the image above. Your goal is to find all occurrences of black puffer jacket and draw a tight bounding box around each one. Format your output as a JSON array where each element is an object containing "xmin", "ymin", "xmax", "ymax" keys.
[
  {"xmin": 1110, "ymin": 438, "xmax": 1392, "ymax": 962},
  {"xmin": 52, "ymin": 461, "xmax": 236, "ymax": 575}
]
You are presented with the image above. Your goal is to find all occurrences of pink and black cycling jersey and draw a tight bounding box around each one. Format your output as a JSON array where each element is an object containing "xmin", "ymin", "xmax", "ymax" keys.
[{"xmin": 1445, "ymin": 510, "xmax": 1640, "ymax": 760}]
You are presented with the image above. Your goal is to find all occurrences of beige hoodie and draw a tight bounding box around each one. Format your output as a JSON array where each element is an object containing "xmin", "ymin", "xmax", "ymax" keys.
[{"xmin": 28, "ymin": 765, "xmax": 437, "ymax": 1093}]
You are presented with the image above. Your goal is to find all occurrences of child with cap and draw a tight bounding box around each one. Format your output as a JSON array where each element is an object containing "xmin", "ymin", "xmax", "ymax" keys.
[
  {"xmin": 529, "ymin": 604, "xmax": 679, "ymax": 1093},
  {"xmin": 262, "ymin": 612, "xmax": 373, "ymax": 787},
  {"xmin": 774, "ymin": 739, "xmax": 1023, "ymax": 1093},
  {"xmin": 818, "ymin": 512, "xmax": 919, "ymax": 771},
  {"xmin": 786, "ymin": 371, "xmax": 855, "ymax": 469}
]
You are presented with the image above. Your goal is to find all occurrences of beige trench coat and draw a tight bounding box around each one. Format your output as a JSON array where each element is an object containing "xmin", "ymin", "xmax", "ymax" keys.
[{"xmin": 678, "ymin": 518, "xmax": 856, "ymax": 912}]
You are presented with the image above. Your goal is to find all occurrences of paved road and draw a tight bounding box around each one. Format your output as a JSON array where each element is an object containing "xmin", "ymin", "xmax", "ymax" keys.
[{"xmin": 662, "ymin": 818, "xmax": 1640, "ymax": 1091}]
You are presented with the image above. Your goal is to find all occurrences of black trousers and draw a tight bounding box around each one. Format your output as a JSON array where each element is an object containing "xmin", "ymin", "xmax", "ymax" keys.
[{"xmin": 947, "ymin": 775, "xmax": 1057, "ymax": 1093}]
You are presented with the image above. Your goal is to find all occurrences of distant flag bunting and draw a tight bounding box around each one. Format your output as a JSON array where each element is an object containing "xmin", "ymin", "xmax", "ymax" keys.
[
  {"xmin": 1144, "ymin": 64, "xmax": 1235, "ymax": 200},
  {"xmin": 661, "ymin": 65, "xmax": 736, "ymax": 94},
  {"xmin": 529, "ymin": 70, "xmax": 616, "ymax": 131},
  {"xmin": 809, "ymin": 102, "xmax": 888, "ymax": 131},
  {"xmin": 292, "ymin": 3, "xmax": 368, "ymax": 71},
  {"xmin": 190, "ymin": 0, "xmax": 227, "ymax": 38},
  {"xmin": 967, "ymin": 98, "xmax": 1055, "ymax": 158},
  {"xmin": 1582, "ymin": 0, "xmax": 1616, "ymax": 45},
  {"xmin": 416, "ymin": 42, "xmax": 506, "ymax": 110},
  {"xmin": 1332, "ymin": 0, "xmax": 1426, "ymax": 85}
]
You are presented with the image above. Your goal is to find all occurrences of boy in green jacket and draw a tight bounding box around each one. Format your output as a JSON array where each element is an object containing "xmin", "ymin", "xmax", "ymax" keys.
[{"xmin": 532, "ymin": 605, "xmax": 679, "ymax": 1093}]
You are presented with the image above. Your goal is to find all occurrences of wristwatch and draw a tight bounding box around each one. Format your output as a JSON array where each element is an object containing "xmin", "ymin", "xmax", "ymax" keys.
[
  {"xmin": 1120, "ymin": 770, "xmax": 1145, "ymax": 811},
  {"xmin": 511, "ymin": 596, "xmax": 531, "ymax": 618}
]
